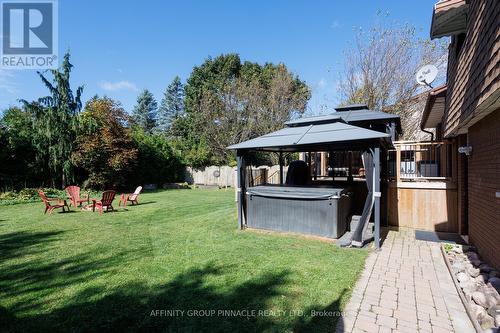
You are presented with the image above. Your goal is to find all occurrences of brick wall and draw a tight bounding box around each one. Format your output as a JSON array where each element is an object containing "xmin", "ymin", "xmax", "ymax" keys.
[
  {"xmin": 456, "ymin": 134, "xmax": 468, "ymax": 235},
  {"xmin": 467, "ymin": 110, "xmax": 500, "ymax": 268},
  {"xmin": 444, "ymin": 0, "xmax": 500, "ymax": 137}
]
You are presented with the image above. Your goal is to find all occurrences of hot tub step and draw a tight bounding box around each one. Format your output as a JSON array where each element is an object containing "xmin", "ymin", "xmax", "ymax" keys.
[{"xmin": 339, "ymin": 218, "xmax": 375, "ymax": 248}]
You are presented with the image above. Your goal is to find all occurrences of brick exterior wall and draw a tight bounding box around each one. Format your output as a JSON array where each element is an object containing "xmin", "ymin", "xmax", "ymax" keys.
[
  {"xmin": 444, "ymin": 0, "xmax": 500, "ymax": 137},
  {"xmin": 467, "ymin": 110, "xmax": 500, "ymax": 268},
  {"xmin": 456, "ymin": 134, "xmax": 468, "ymax": 235}
]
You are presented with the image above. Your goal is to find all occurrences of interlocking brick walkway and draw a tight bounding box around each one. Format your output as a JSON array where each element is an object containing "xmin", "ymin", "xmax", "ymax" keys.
[{"xmin": 337, "ymin": 228, "xmax": 475, "ymax": 333}]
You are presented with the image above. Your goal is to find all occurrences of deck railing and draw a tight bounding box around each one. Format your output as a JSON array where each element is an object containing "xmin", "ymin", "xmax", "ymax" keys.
[{"xmin": 389, "ymin": 140, "xmax": 454, "ymax": 182}]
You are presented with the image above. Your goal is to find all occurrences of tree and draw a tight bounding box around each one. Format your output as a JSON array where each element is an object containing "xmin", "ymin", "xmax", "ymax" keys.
[
  {"xmin": 157, "ymin": 76, "xmax": 184, "ymax": 132},
  {"xmin": 131, "ymin": 129, "xmax": 184, "ymax": 185},
  {"xmin": 132, "ymin": 89, "xmax": 157, "ymax": 132},
  {"xmin": 0, "ymin": 107, "xmax": 39, "ymax": 188},
  {"xmin": 337, "ymin": 17, "xmax": 447, "ymax": 139},
  {"xmin": 71, "ymin": 97, "xmax": 137, "ymax": 189},
  {"xmin": 174, "ymin": 54, "xmax": 310, "ymax": 166},
  {"xmin": 21, "ymin": 52, "xmax": 83, "ymax": 188}
]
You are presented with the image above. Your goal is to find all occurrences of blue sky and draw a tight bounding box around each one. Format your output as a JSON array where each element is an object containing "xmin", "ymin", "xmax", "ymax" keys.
[{"xmin": 0, "ymin": 0, "xmax": 438, "ymax": 115}]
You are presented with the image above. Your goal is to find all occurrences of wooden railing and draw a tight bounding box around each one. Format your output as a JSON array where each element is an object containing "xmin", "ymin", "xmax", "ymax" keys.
[
  {"xmin": 388, "ymin": 140, "xmax": 455, "ymax": 182},
  {"xmin": 247, "ymin": 166, "xmax": 287, "ymax": 186}
]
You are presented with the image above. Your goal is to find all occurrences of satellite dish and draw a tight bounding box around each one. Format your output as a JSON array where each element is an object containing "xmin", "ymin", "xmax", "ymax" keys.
[{"xmin": 416, "ymin": 64, "xmax": 438, "ymax": 88}]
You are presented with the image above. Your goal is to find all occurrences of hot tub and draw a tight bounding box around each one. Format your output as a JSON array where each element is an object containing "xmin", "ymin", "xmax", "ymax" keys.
[{"xmin": 245, "ymin": 185, "xmax": 351, "ymax": 239}]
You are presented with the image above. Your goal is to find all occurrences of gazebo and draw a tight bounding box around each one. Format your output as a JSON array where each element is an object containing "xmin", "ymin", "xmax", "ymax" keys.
[{"xmin": 228, "ymin": 105, "xmax": 401, "ymax": 248}]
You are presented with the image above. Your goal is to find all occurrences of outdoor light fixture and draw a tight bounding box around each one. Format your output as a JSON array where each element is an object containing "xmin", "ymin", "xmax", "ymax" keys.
[{"xmin": 458, "ymin": 145, "xmax": 472, "ymax": 156}]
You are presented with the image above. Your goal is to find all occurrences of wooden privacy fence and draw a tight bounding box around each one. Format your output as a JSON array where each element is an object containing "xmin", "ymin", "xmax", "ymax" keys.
[
  {"xmin": 185, "ymin": 165, "xmax": 287, "ymax": 187},
  {"xmin": 387, "ymin": 140, "xmax": 458, "ymax": 233},
  {"xmin": 185, "ymin": 166, "xmax": 235, "ymax": 187}
]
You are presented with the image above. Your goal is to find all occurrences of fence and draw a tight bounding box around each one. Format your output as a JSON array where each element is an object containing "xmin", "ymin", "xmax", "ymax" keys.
[
  {"xmin": 185, "ymin": 165, "xmax": 287, "ymax": 187},
  {"xmin": 185, "ymin": 166, "xmax": 235, "ymax": 187},
  {"xmin": 387, "ymin": 140, "xmax": 458, "ymax": 232}
]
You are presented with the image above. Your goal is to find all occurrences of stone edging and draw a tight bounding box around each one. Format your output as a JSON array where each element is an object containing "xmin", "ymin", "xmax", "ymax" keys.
[{"xmin": 440, "ymin": 244, "xmax": 484, "ymax": 333}]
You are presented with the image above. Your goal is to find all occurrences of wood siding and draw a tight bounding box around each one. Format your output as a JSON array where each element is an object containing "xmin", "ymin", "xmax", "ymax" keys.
[
  {"xmin": 444, "ymin": 0, "xmax": 500, "ymax": 137},
  {"xmin": 467, "ymin": 110, "xmax": 500, "ymax": 268}
]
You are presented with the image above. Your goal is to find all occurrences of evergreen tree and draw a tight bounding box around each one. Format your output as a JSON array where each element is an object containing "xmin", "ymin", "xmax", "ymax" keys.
[
  {"xmin": 157, "ymin": 76, "xmax": 184, "ymax": 132},
  {"xmin": 21, "ymin": 52, "xmax": 83, "ymax": 188},
  {"xmin": 132, "ymin": 89, "xmax": 157, "ymax": 132}
]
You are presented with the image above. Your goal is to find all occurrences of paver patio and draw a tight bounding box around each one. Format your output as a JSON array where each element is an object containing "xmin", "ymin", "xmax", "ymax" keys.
[{"xmin": 337, "ymin": 228, "xmax": 475, "ymax": 333}]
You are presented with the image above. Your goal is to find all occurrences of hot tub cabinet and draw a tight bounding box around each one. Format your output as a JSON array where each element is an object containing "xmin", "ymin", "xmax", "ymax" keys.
[{"xmin": 246, "ymin": 186, "xmax": 351, "ymax": 239}]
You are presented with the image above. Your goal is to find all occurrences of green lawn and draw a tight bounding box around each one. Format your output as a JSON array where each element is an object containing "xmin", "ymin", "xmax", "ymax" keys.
[{"xmin": 0, "ymin": 189, "xmax": 367, "ymax": 333}]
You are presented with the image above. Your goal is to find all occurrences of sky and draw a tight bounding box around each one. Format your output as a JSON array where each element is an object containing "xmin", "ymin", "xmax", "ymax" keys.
[{"xmin": 0, "ymin": 0, "xmax": 439, "ymax": 115}]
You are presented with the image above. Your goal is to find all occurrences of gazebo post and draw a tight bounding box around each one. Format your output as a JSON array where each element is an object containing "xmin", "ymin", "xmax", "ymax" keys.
[
  {"xmin": 307, "ymin": 152, "xmax": 312, "ymax": 177},
  {"xmin": 236, "ymin": 151, "xmax": 245, "ymax": 229},
  {"xmin": 348, "ymin": 151, "xmax": 353, "ymax": 182},
  {"xmin": 374, "ymin": 147, "xmax": 381, "ymax": 249},
  {"xmin": 279, "ymin": 151, "xmax": 284, "ymax": 185},
  {"xmin": 313, "ymin": 152, "xmax": 318, "ymax": 180}
]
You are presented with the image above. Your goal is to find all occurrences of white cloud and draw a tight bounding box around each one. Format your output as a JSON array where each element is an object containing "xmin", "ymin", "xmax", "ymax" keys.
[
  {"xmin": 99, "ymin": 80, "xmax": 138, "ymax": 92},
  {"xmin": 317, "ymin": 78, "xmax": 327, "ymax": 88},
  {"xmin": 330, "ymin": 20, "xmax": 341, "ymax": 29}
]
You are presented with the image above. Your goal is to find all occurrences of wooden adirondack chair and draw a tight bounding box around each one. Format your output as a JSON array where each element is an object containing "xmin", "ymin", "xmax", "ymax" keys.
[
  {"xmin": 38, "ymin": 190, "xmax": 69, "ymax": 215},
  {"xmin": 119, "ymin": 186, "xmax": 143, "ymax": 206},
  {"xmin": 65, "ymin": 185, "xmax": 89, "ymax": 207},
  {"xmin": 92, "ymin": 190, "xmax": 116, "ymax": 214}
]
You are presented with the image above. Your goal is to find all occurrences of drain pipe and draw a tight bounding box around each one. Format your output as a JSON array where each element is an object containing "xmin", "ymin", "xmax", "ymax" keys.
[{"xmin": 422, "ymin": 128, "xmax": 434, "ymax": 141}]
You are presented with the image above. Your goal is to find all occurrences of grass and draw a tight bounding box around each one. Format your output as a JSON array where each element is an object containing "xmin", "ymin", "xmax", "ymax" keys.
[{"xmin": 0, "ymin": 188, "xmax": 368, "ymax": 333}]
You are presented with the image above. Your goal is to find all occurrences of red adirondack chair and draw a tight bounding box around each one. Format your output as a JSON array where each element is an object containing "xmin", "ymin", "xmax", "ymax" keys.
[
  {"xmin": 119, "ymin": 186, "xmax": 143, "ymax": 206},
  {"xmin": 65, "ymin": 185, "xmax": 89, "ymax": 207},
  {"xmin": 38, "ymin": 190, "xmax": 69, "ymax": 215},
  {"xmin": 92, "ymin": 190, "xmax": 116, "ymax": 214}
]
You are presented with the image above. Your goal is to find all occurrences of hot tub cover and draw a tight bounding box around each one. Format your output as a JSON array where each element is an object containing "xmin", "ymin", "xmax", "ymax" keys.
[{"xmin": 246, "ymin": 185, "xmax": 346, "ymax": 200}]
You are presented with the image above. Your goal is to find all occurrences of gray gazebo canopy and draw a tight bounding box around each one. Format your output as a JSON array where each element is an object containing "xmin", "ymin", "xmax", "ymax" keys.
[
  {"xmin": 284, "ymin": 104, "xmax": 402, "ymax": 133},
  {"xmin": 228, "ymin": 120, "xmax": 391, "ymax": 152}
]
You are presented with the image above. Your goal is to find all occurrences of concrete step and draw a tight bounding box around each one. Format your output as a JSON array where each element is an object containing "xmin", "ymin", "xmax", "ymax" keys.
[
  {"xmin": 337, "ymin": 231, "xmax": 353, "ymax": 247},
  {"xmin": 347, "ymin": 216, "xmax": 375, "ymax": 248},
  {"xmin": 349, "ymin": 215, "xmax": 361, "ymax": 231},
  {"xmin": 350, "ymin": 216, "xmax": 374, "ymax": 233}
]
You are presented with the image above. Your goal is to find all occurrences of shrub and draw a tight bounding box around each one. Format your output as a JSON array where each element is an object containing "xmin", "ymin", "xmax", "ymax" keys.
[
  {"xmin": 0, "ymin": 188, "xmax": 66, "ymax": 205},
  {"xmin": 132, "ymin": 130, "xmax": 184, "ymax": 186}
]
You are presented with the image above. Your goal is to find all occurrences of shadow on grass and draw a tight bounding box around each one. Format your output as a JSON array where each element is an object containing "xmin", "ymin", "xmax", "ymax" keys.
[
  {"xmin": 293, "ymin": 289, "xmax": 347, "ymax": 333},
  {"xmin": 58, "ymin": 210, "xmax": 78, "ymax": 214},
  {"xmin": 0, "ymin": 231, "xmax": 347, "ymax": 333},
  {"xmin": 0, "ymin": 230, "xmax": 63, "ymax": 262},
  {"xmin": 126, "ymin": 201, "xmax": 157, "ymax": 206}
]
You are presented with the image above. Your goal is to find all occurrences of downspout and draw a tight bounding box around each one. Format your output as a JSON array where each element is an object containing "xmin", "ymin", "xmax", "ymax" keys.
[{"xmin": 422, "ymin": 128, "xmax": 434, "ymax": 141}]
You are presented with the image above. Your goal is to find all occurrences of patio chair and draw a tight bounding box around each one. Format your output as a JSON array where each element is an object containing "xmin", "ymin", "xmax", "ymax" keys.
[
  {"xmin": 65, "ymin": 185, "xmax": 90, "ymax": 207},
  {"xmin": 119, "ymin": 186, "xmax": 143, "ymax": 206},
  {"xmin": 92, "ymin": 190, "xmax": 116, "ymax": 215},
  {"xmin": 38, "ymin": 190, "xmax": 69, "ymax": 215}
]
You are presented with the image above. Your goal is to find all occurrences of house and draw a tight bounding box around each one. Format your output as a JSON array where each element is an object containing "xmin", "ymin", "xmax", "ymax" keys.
[{"xmin": 422, "ymin": 0, "xmax": 500, "ymax": 267}]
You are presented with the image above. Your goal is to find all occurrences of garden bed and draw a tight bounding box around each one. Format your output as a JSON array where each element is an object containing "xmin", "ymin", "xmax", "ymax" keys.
[{"xmin": 442, "ymin": 243, "xmax": 500, "ymax": 332}]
